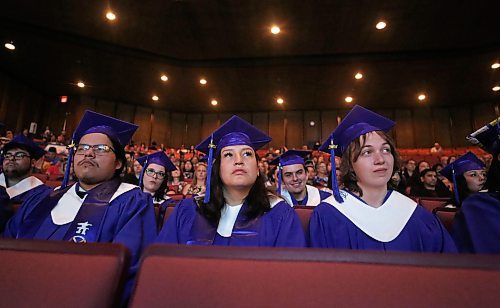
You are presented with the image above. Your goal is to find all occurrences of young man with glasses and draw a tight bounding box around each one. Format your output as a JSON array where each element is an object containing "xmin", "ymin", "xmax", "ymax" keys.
[
  {"xmin": 3, "ymin": 111, "xmax": 157, "ymax": 303},
  {"xmin": 0, "ymin": 135, "xmax": 51, "ymax": 232}
]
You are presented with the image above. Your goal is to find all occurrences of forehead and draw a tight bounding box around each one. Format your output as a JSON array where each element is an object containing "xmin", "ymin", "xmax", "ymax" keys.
[
  {"xmin": 424, "ymin": 171, "xmax": 436, "ymax": 176},
  {"xmin": 282, "ymin": 164, "xmax": 305, "ymax": 173},
  {"xmin": 5, "ymin": 147, "xmax": 29, "ymax": 154},
  {"xmin": 147, "ymin": 163, "xmax": 165, "ymax": 172},
  {"xmin": 362, "ymin": 131, "xmax": 388, "ymax": 145},
  {"xmin": 79, "ymin": 133, "xmax": 112, "ymax": 145},
  {"xmin": 221, "ymin": 144, "xmax": 254, "ymax": 152}
]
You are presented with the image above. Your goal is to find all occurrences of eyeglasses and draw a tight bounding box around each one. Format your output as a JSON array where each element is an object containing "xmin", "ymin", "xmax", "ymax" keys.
[
  {"xmin": 145, "ymin": 168, "xmax": 166, "ymax": 179},
  {"xmin": 3, "ymin": 152, "xmax": 31, "ymax": 161},
  {"xmin": 75, "ymin": 144, "xmax": 115, "ymax": 155}
]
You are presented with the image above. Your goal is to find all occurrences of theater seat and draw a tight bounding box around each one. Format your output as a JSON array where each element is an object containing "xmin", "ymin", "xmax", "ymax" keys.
[
  {"xmin": 130, "ymin": 245, "xmax": 500, "ymax": 308},
  {"xmin": 419, "ymin": 197, "xmax": 452, "ymax": 212},
  {"xmin": 433, "ymin": 207, "xmax": 457, "ymax": 233},
  {"xmin": 294, "ymin": 205, "xmax": 314, "ymax": 232},
  {"xmin": 159, "ymin": 205, "xmax": 176, "ymax": 230},
  {"xmin": 0, "ymin": 239, "xmax": 130, "ymax": 308}
]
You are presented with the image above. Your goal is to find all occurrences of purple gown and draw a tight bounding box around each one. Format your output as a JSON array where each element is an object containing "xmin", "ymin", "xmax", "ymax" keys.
[
  {"xmin": 309, "ymin": 190, "xmax": 457, "ymax": 252},
  {"xmin": 452, "ymin": 192, "xmax": 500, "ymax": 253},
  {"xmin": 156, "ymin": 198, "xmax": 306, "ymax": 247}
]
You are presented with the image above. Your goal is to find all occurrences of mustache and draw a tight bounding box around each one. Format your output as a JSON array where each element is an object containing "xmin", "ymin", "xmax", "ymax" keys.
[{"xmin": 77, "ymin": 159, "xmax": 98, "ymax": 167}]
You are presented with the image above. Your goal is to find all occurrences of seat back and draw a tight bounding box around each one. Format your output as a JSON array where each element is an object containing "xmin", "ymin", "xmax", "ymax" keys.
[
  {"xmin": 160, "ymin": 205, "xmax": 176, "ymax": 229},
  {"xmin": 294, "ymin": 205, "xmax": 314, "ymax": 232},
  {"xmin": 131, "ymin": 245, "xmax": 500, "ymax": 308},
  {"xmin": 419, "ymin": 197, "xmax": 452, "ymax": 212},
  {"xmin": 433, "ymin": 207, "xmax": 457, "ymax": 233},
  {"xmin": 0, "ymin": 239, "xmax": 130, "ymax": 308}
]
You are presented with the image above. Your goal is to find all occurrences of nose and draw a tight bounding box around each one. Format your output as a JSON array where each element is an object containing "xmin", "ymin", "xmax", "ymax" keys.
[
  {"xmin": 234, "ymin": 153, "xmax": 244, "ymax": 165},
  {"xmin": 83, "ymin": 148, "xmax": 96, "ymax": 158},
  {"xmin": 373, "ymin": 151, "xmax": 385, "ymax": 165}
]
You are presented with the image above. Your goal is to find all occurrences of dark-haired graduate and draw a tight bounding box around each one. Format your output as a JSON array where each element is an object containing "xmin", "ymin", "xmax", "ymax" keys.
[
  {"xmin": 3, "ymin": 111, "xmax": 157, "ymax": 302},
  {"xmin": 156, "ymin": 115, "xmax": 305, "ymax": 247},
  {"xmin": 309, "ymin": 105, "xmax": 456, "ymax": 252},
  {"xmin": 453, "ymin": 117, "xmax": 500, "ymax": 253}
]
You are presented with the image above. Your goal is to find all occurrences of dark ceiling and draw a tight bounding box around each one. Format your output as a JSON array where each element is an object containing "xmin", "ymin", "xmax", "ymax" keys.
[{"xmin": 0, "ymin": 0, "xmax": 499, "ymax": 113}]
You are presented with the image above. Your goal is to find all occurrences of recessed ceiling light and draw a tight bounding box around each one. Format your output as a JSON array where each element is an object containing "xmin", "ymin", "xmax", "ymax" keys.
[
  {"xmin": 4, "ymin": 42, "xmax": 15, "ymax": 50},
  {"xmin": 211, "ymin": 99, "xmax": 218, "ymax": 106},
  {"xmin": 276, "ymin": 97, "xmax": 284, "ymax": 104},
  {"xmin": 492, "ymin": 62, "xmax": 500, "ymax": 69},
  {"xmin": 309, "ymin": 121, "xmax": 315, "ymax": 127},
  {"xmin": 161, "ymin": 75, "xmax": 168, "ymax": 82},
  {"xmin": 354, "ymin": 72, "xmax": 363, "ymax": 80},
  {"xmin": 200, "ymin": 78, "xmax": 207, "ymax": 85},
  {"xmin": 106, "ymin": 11, "xmax": 116, "ymax": 21},
  {"xmin": 271, "ymin": 26, "xmax": 281, "ymax": 35},
  {"xmin": 418, "ymin": 94, "xmax": 426, "ymax": 101},
  {"xmin": 493, "ymin": 86, "xmax": 500, "ymax": 92},
  {"xmin": 77, "ymin": 81, "xmax": 85, "ymax": 88},
  {"xmin": 344, "ymin": 96, "xmax": 353, "ymax": 103},
  {"xmin": 152, "ymin": 95, "xmax": 159, "ymax": 101},
  {"xmin": 375, "ymin": 21, "xmax": 387, "ymax": 30}
]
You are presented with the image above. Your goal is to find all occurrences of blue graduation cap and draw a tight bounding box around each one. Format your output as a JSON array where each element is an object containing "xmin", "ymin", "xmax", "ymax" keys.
[
  {"xmin": 195, "ymin": 115, "xmax": 272, "ymax": 203},
  {"xmin": 62, "ymin": 110, "xmax": 138, "ymax": 188},
  {"xmin": 2, "ymin": 134, "xmax": 46, "ymax": 160},
  {"xmin": 466, "ymin": 117, "xmax": 500, "ymax": 155},
  {"xmin": 136, "ymin": 151, "xmax": 176, "ymax": 187},
  {"xmin": 319, "ymin": 105, "xmax": 395, "ymax": 203},
  {"xmin": 270, "ymin": 150, "xmax": 311, "ymax": 193},
  {"xmin": 440, "ymin": 152, "xmax": 486, "ymax": 204}
]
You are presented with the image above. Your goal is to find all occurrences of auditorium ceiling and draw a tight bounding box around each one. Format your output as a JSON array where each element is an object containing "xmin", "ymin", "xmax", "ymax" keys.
[{"xmin": 0, "ymin": 0, "xmax": 499, "ymax": 113}]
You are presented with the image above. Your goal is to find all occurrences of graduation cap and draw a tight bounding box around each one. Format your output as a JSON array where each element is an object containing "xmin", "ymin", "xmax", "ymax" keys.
[
  {"xmin": 195, "ymin": 115, "xmax": 272, "ymax": 203},
  {"xmin": 319, "ymin": 105, "xmax": 395, "ymax": 203},
  {"xmin": 270, "ymin": 150, "xmax": 311, "ymax": 193},
  {"xmin": 2, "ymin": 134, "xmax": 46, "ymax": 160},
  {"xmin": 466, "ymin": 117, "xmax": 500, "ymax": 155},
  {"xmin": 136, "ymin": 151, "xmax": 176, "ymax": 187},
  {"xmin": 439, "ymin": 152, "xmax": 486, "ymax": 204},
  {"xmin": 62, "ymin": 110, "xmax": 138, "ymax": 188}
]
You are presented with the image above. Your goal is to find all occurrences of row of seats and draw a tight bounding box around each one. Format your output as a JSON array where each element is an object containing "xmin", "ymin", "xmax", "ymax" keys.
[{"xmin": 1, "ymin": 239, "xmax": 499, "ymax": 308}]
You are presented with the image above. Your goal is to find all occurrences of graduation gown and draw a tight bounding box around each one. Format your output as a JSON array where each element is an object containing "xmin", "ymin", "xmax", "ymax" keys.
[
  {"xmin": 156, "ymin": 196, "xmax": 306, "ymax": 247},
  {"xmin": 309, "ymin": 190, "xmax": 457, "ymax": 252},
  {"xmin": 281, "ymin": 184, "xmax": 331, "ymax": 207},
  {"xmin": 452, "ymin": 192, "xmax": 500, "ymax": 253},
  {"xmin": 3, "ymin": 179, "xmax": 157, "ymax": 301},
  {"xmin": 0, "ymin": 173, "xmax": 52, "ymax": 233}
]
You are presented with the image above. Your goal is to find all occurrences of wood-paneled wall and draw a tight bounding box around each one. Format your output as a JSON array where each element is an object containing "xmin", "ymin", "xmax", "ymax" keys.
[{"xmin": 1, "ymin": 73, "xmax": 498, "ymax": 150}]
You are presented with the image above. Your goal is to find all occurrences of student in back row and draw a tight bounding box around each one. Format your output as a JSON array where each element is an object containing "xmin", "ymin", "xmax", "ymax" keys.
[
  {"xmin": 309, "ymin": 105, "xmax": 456, "ymax": 252},
  {"xmin": 156, "ymin": 115, "xmax": 305, "ymax": 247}
]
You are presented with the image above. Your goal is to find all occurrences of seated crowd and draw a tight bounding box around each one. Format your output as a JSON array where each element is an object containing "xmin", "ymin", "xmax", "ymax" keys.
[{"xmin": 0, "ymin": 107, "xmax": 499, "ymax": 304}]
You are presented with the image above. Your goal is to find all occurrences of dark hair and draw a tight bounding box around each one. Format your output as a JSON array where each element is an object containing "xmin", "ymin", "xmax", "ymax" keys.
[
  {"xmin": 419, "ymin": 168, "xmax": 436, "ymax": 178},
  {"xmin": 197, "ymin": 152, "xmax": 271, "ymax": 224},
  {"xmin": 340, "ymin": 131, "xmax": 400, "ymax": 197},
  {"xmin": 454, "ymin": 175, "xmax": 470, "ymax": 206},
  {"xmin": 110, "ymin": 138, "xmax": 127, "ymax": 178},
  {"xmin": 484, "ymin": 154, "xmax": 500, "ymax": 192}
]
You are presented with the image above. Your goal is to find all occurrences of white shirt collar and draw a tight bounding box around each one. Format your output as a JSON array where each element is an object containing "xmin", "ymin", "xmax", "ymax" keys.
[
  {"xmin": 0, "ymin": 173, "xmax": 44, "ymax": 198},
  {"xmin": 323, "ymin": 190, "xmax": 417, "ymax": 242},
  {"xmin": 217, "ymin": 203, "xmax": 243, "ymax": 237}
]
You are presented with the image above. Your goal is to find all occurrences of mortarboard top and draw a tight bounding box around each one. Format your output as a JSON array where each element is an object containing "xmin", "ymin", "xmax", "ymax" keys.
[
  {"xmin": 466, "ymin": 117, "xmax": 500, "ymax": 155},
  {"xmin": 137, "ymin": 151, "xmax": 176, "ymax": 187},
  {"xmin": 195, "ymin": 115, "xmax": 272, "ymax": 203},
  {"xmin": 73, "ymin": 110, "xmax": 138, "ymax": 147},
  {"xmin": 61, "ymin": 110, "xmax": 138, "ymax": 188},
  {"xmin": 2, "ymin": 134, "xmax": 46, "ymax": 160},
  {"xmin": 318, "ymin": 105, "xmax": 395, "ymax": 203},
  {"xmin": 439, "ymin": 152, "xmax": 486, "ymax": 204},
  {"xmin": 270, "ymin": 150, "xmax": 311, "ymax": 167},
  {"xmin": 439, "ymin": 152, "xmax": 485, "ymax": 181},
  {"xmin": 196, "ymin": 115, "xmax": 271, "ymax": 155},
  {"xmin": 319, "ymin": 105, "xmax": 395, "ymax": 156}
]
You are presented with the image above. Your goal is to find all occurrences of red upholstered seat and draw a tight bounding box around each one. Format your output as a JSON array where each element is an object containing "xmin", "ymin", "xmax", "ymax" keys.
[
  {"xmin": 131, "ymin": 245, "xmax": 500, "ymax": 307},
  {"xmin": 0, "ymin": 239, "xmax": 130, "ymax": 308},
  {"xmin": 160, "ymin": 205, "xmax": 176, "ymax": 230},
  {"xmin": 294, "ymin": 205, "xmax": 314, "ymax": 232},
  {"xmin": 419, "ymin": 197, "xmax": 452, "ymax": 212},
  {"xmin": 433, "ymin": 207, "xmax": 457, "ymax": 233}
]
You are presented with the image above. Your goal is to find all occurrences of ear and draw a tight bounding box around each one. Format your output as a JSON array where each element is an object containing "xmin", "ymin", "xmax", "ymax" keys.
[{"xmin": 115, "ymin": 159, "xmax": 123, "ymax": 171}]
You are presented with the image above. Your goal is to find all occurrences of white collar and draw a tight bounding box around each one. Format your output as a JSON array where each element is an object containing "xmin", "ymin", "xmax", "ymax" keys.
[
  {"xmin": 0, "ymin": 173, "xmax": 44, "ymax": 198},
  {"xmin": 280, "ymin": 185, "xmax": 321, "ymax": 207},
  {"xmin": 217, "ymin": 203, "xmax": 243, "ymax": 237},
  {"xmin": 323, "ymin": 190, "xmax": 417, "ymax": 242},
  {"xmin": 51, "ymin": 182, "xmax": 137, "ymax": 225}
]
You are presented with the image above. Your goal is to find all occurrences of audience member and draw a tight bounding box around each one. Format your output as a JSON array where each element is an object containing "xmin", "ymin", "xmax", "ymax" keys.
[{"xmin": 182, "ymin": 162, "xmax": 207, "ymax": 196}]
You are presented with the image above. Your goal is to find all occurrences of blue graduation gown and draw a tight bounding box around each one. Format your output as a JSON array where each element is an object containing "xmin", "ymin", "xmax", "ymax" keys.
[
  {"xmin": 309, "ymin": 191, "xmax": 457, "ymax": 252},
  {"xmin": 3, "ymin": 182, "xmax": 157, "ymax": 302},
  {"xmin": 452, "ymin": 192, "xmax": 500, "ymax": 253},
  {"xmin": 156, "ymin": 198, "xmax": 306, "ymax": 247}
]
